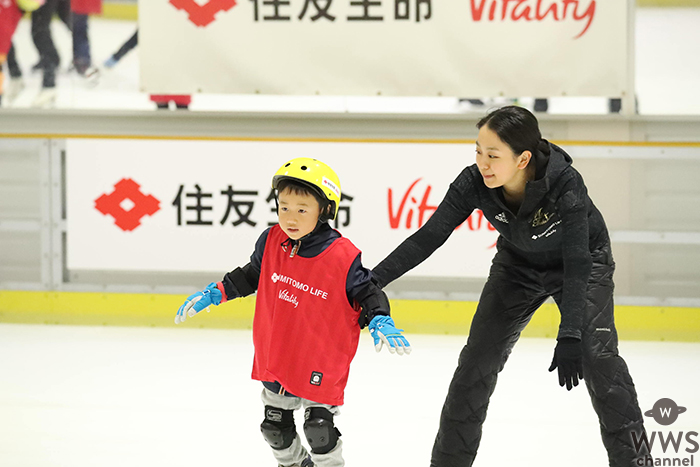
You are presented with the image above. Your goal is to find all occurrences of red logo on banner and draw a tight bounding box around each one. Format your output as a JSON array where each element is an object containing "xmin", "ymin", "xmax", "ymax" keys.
[
  {"xmin": 169, "ymin": 0, "xmax": 237, "ymax": 27},
  {"xmin": 388, "ymin": 178, "xmax": 497, "ymax": 247},
  {"xmin": 388, "ymin": 178, "xmax": 437, "ymax": 230},
  {"xmin": 95, "ymin": 179, "xmax": 161, "ymax": 231},
  {"xmin": 469, "ymin": 0, "xmax": 596, "ymax": 39}
]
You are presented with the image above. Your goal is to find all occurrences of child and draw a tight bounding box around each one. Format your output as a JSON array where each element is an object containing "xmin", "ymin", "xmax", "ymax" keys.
[{"xmin": 175, "ymin": 157, "xmax": 411, "ymax": 467}]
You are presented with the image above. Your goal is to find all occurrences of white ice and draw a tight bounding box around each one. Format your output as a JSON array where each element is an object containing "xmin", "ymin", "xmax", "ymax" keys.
[
  {"xmin": 0, "ymin": 323, "xmax": 698, "ymax": 466},
  {"xmin": 5, "ymin": 7, "xmax": 700, "ymax": 114}
]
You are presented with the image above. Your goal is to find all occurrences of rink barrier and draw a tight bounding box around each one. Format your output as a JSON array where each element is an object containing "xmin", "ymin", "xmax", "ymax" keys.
[
  {"xmin": 0, "ymin": 291, "xmax": 257, "ymax": 329},
  {"xmin": 101, "ymin": 2, "xmax": 138, "ymax": 21},
  {"xmin": 94, "ymin": 0, "xmax": 700, "ymax": 23},
  {"xmin": 1, "ymin": 291, "xmax": 699, "ymax": 342}
]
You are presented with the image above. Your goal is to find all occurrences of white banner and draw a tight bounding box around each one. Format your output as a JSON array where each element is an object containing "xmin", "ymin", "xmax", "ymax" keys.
[
  {"xmin": 139, "ymin": 0, "xmax": 630, "ymax": 97},
  {"xmin": 65, "ymin": 138, "xmax": 498, "ymax": 277}
]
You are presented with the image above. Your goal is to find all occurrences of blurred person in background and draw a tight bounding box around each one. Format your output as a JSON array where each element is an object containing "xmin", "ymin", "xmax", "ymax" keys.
[
  {"xmin": 29, "ymin": 0, "xmax": 68, "ymax": 72},
  {"xmin": 29, "ymin": 0, "xmax": 68, "ymax": 106},
  {"xmin": 103, "ymin": 28, "xmax": 136, "ymax": 68},
  {"xmin": 0, "ymin": 0, "xmax": 44, "ymax": 107},
  {"xmin": 70, "ymin": 0, "xmax": 101, "ymax": 79},
  {"xmin": 29, "ymin": 0, "xmax": 100, "ymax": 107},
  {"xmin": 3, "ymin": 43, "xmax": 25, "ymax": 105}
]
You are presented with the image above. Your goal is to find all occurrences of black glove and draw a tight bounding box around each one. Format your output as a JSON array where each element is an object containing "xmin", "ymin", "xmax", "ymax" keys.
[{"xmin": 548, "ymin": 338, "xmax": 584, "ymax": 391}]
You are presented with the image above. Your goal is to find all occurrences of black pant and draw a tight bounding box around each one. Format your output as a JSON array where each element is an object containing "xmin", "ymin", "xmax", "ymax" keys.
[
  {"xmin": 431, "ymin": 247, "xmax": 648, "ymax": 467},
  {"xmin": 31, "ymin": 0, "xmax": 71, "ymax": 69},
  {"xmin": 72, "ymin": 13, "xmax": 90, "ymax": 68},
  {"xmin": 7, "ymin": 43, "xmax": 22, "ymax": 78},
  {"xmin": 112, "ymin": 30, "xmax": 138, "ymax": 62}
]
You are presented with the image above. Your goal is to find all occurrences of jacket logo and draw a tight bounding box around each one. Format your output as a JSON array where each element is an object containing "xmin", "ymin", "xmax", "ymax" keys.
[
  {"xmin": 531, "ymin": 220, "xmax": 561, "ymax": 240},
  {"xmin": 532, "ymin": 208, "xmax": 553, "ymax": 227},
  {"xmin": 495, "ymin": 212, "xmax": 508, "ymax": 224}
]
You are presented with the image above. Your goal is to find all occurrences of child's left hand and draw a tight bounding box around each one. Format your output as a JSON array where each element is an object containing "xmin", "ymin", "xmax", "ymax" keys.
[{"xmin": 368, "ymin": 315, "xmax": 412, "ymax": 355}]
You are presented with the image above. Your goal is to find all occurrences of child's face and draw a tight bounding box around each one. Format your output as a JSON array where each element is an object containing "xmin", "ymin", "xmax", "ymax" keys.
[{"xmin": 277, "ymin": 187, "xmax": 322, "ymax": 240}]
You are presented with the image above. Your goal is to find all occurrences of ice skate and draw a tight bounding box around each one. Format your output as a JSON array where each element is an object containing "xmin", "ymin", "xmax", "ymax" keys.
[
  {"xmin": 80, "ymin": 66, "xmax": 100, "ymax": 86},
  {"xmin": 31, "ymin": 88, "xmax": 57, "ymax": 108},
  {"xmin": 71, "ymin": 61, "xmax": 101, "ymax": 86},
  {"xmin": 5, "ymin": 77, "xmax": 26, "ymax": 105}
]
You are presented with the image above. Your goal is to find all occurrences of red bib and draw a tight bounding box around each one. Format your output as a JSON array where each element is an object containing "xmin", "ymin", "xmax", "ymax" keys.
[
  {"xmin": 252, "ymin": 225, "xmax": 361, "ymax": 406},
  {"xmin": 0, "ymin": 2, "xmax": 23, "ymax": 55},
  {"xmin": 71, "ymin": 0, "xmax": 102, "ymax": 15}
]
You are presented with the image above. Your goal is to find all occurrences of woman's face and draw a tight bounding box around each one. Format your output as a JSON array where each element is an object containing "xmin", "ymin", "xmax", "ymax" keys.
[{"xmin": 475, "ymin": 125, "xmax": 531, "ymax": 191}]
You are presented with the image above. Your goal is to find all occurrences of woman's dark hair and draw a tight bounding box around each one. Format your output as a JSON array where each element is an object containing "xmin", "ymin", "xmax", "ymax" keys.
[{"xmin": 476, "ymin": 105, "xmax": 542, "ymax": 156}]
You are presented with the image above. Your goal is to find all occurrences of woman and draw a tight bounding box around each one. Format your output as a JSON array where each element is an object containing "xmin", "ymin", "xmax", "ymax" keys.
[{"xmin": 372, "ymin": 106, "xmax": 648, "ymax": 467}]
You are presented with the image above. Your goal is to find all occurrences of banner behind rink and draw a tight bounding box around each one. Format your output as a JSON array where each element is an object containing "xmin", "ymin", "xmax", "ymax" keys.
[
  {"xmin": 139, "ymin": 0, "xmax": 630, "ymax": 97},
  {"xmin": 66, "ymin": 138, "xmax": 498, "ymax": 278}
]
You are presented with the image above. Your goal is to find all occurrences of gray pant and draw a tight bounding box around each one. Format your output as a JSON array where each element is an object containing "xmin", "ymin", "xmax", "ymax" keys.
[{"xmin": 261, "ymin": 388, "xmax": 344, "ymax": 467}]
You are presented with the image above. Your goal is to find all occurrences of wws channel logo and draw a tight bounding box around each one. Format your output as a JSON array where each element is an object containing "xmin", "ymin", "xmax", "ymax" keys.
[{"xmin": 633, "ymin": 398, "xmax": 698, "ymax": 466}]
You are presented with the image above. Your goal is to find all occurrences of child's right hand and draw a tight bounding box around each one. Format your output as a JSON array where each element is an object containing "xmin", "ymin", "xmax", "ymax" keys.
[{"xmin": 175, "ymin": 282, "xmax": 222, "ymax": 324}]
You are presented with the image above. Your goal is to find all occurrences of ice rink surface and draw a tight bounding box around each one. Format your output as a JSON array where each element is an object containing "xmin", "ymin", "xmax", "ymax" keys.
[
  {"xmin": 4, "ymin": 7, "xmax": 700, "ymax": 114},
  {"xmin": 1, "ymin": 323, "xmax": 698, "ymax": 467}
]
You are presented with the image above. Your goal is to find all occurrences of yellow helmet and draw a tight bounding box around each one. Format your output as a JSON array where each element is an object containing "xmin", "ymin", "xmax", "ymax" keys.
[
  {"xmin": 16, "ymin": 0, "xmax": 45, "ymax": 12},
  {"xmin": 272, "ymin": 158, "xmax": 341, "ymax": 220}
]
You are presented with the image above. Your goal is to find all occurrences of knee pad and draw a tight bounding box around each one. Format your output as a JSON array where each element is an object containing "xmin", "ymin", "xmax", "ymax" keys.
[
  {"xmin": 303, "ymin": 407, "xmax": 341, "ymax": 455},
  {"xmin": 260, "ymin": 406, "xmax": 297, "ymax": 450}
]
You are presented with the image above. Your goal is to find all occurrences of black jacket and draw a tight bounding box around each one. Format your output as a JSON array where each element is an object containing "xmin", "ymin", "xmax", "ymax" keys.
[{"xmin": 373, "ymin": 141, "xmax": 610, "ymax": 340}]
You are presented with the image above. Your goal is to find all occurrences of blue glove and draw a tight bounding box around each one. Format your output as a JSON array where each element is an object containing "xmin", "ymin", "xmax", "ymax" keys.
[
  {"xmin": 368, "ymin": 315, "xmax": 411, "ymax": 355},
  {"xmin": 103, "ymin": 56, "xmax": 118, "ymax": 69},
  {"xmin": 175, "ymin": 282, "xmax": 222, "ymax": 324}
]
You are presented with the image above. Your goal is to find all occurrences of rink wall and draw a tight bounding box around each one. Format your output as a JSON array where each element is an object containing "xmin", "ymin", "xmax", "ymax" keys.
[
  {"xmin": 2, "ymin": 110, "xmax": 700, "ymax": 342},
  {"xmin": 1, "ymin": 291, "xmax": 699, "ymax": 342}
]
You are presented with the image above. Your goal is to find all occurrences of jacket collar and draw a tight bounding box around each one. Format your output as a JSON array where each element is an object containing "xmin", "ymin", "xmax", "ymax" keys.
[{"xmin": 280, "ymin": 222, "xmax": 335, "ymax": 256}]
